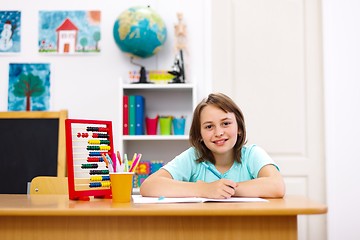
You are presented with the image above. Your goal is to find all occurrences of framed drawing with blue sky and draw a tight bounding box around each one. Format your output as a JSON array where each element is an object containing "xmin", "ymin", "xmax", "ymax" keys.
[
  {"xmin": 8, "ymin": 63, "xmax": 51, "ymax": 111},
  {"xmin": 0, "ymin": 11, "xmax": 21, "ymax": 53},
  {"xmin": 38, "ymin": 10, "xmax": 101, "ymax": 54}
]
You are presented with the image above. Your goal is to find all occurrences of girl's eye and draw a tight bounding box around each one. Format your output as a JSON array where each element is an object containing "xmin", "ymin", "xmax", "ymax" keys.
[
  {"xmin": 222, "ymin": 121, "xmax": 231, "ymax": 126},
  {"xmin": 204, "ymin": 125, "xmax": 213, "ymax": 130}
]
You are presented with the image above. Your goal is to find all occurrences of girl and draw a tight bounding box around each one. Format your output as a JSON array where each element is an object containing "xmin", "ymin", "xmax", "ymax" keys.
[{"xmin": 140, "ymin": 93, "xmax": 285, "ymax": 199}]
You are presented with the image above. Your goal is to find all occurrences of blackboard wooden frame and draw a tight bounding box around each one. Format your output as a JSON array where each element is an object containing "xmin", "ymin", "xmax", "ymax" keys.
[{"xmin": 0, "ymin": 110, "xmax": 68, "ymax": 193}]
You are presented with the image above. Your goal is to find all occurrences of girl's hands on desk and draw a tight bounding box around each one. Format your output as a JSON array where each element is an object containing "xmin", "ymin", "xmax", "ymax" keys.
[
  {"xmin": 196, "ymin": 179, "xmax": 237, "ymax": 199},
  {"xmin": 140, "ymin": 169, "xmax": 238, "ymax": 199}
]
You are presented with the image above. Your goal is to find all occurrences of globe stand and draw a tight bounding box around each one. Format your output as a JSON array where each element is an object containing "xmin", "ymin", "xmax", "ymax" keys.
[
  {"xmin": 130, "ymin": 57, "xmax": 153, "ymax": 84},
  {"xmin": 136, "ymin": 66, "xmax": 152, "ymax": 84}
]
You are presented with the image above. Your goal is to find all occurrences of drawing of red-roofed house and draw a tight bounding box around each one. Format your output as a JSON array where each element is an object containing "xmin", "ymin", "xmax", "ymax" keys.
[{"xmin": 56, "ymin": 18, "xmax": 78, "ymax": 53}]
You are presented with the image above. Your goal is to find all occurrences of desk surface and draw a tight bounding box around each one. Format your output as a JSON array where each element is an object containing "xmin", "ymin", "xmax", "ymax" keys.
[{"xmin": 0, "ymin": 194, "xmax": 327, "ymax": 217}]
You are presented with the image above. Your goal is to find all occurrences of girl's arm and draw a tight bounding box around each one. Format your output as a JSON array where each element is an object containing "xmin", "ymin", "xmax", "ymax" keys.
[
  {"xmin": 234, "ymin": 164, "xmax": 286, "ymax": 198},
  {"xmin": 139, "ymin": 169, "xmax": 236, "ymax": 199}
]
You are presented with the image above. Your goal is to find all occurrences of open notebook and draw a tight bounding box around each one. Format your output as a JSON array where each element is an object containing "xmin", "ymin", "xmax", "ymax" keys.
[{"xmin": 132, "ymin": 195, "xmax": 268, "ymax": 204}]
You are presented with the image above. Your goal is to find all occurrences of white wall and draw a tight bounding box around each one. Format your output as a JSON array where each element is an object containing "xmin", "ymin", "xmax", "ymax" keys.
[
  {"xmin": 323, "ymin": 0, "xmax": 360, "ymax": 239},
  {"xmin": 5, "ymin": 0, "xmax": 360, "ymax": 238},
  {"xmin": 0, "ymin": 0, "xmax": 211, "ymax": 147}
]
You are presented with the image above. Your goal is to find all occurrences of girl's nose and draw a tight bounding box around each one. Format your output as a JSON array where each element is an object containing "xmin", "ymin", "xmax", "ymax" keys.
[{"xmin": 215, "ymin": 130, "xmax": 224, "ymax": 137}]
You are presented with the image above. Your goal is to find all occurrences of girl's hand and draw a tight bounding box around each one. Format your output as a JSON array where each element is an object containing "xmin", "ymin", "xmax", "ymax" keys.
[{"xmin": 196, "ymin": 179, "xmax": 237, "ymax": 199}]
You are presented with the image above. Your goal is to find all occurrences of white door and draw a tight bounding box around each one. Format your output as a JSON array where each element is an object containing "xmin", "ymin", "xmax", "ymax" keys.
[{"xmin": 211, "ymin": 0, "xmax": 326, "ymax": 239}]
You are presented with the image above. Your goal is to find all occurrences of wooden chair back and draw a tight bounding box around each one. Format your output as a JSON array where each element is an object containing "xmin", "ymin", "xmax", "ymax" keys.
[{"xmin": 30, "ymin": 176, "xmax": 68, "ymax": 195}]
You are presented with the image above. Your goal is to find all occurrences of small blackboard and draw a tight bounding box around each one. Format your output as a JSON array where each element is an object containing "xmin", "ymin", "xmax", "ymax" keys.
[{"xmin": 0, "ymin": 110, "xmax": 67, "ymax": 194}]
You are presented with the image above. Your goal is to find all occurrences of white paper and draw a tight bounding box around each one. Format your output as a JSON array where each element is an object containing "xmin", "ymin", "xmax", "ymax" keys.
[{"xmin": 132, "ymin": 195, "xmax": 268, "ymax": 204}]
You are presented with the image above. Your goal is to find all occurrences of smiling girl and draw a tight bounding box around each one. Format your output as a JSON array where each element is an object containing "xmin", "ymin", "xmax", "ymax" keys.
[{"xmin": 140, "ymin": 93, "xmax": 285, "ymax": 199}]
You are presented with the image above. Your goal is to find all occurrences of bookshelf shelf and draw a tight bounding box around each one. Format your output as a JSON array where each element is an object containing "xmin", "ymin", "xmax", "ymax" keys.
[
  {"xmin": 123, "ymin": 83, "xmax": 194, "ymax": 89},
  {"xmin": 123, "ymin": 135, "xmax": 189, "ymax": 141}
]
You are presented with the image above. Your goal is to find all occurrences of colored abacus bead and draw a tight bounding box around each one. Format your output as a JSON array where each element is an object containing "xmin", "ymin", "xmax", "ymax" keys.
[
  {"xmin": 89, "ymin": 182, "xmax": 101, "ymax": 188},
  {"xmin": 88, "ymin": 139, "xmax": 111, "ymax": 145},
  {"xmin": 102, "ymin": 181, "xmax": 111, "ymax": 187},
  {"xmin": 87, "ymin": 157, "xmax": 102, "ymax": 162},
  {"xmin": 89, "ymin": 181, "xmax": 111, "ymax": 188},
  {"xmin": 89, "ymin": 152, "xmax": 102, "ymax": 156},
  {"xmin": 81, "ymin": 163, "xmax": 98, "ymax": 169},
  {"xmin": 92, "ymin": 133, "xmax": 109, "ymax": 138},
  {"xmin": 98, "ymin": 127, "xmax": 109, "ymax": 132},
  {"xmin": 89, "ymin": 169, "xmax": 109, "ymax": 175},
  {"xmin": 86, "ymin": 127, "xmax": 110, "ymax": 132},
  {"xmin": 90, "ymin": 176, "xmax": 102, "ymax": 181}
]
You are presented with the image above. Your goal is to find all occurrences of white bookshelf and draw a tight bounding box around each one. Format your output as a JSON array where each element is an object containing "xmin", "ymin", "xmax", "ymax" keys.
[{"xmin": 120, "ymin": 82, "xmax": 197, "ymax": 162}]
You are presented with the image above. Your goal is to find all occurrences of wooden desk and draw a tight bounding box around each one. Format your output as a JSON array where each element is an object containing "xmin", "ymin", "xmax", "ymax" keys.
[{"xmin": 0, "ymin": 194, "xmax": 327, "ymax": 240}]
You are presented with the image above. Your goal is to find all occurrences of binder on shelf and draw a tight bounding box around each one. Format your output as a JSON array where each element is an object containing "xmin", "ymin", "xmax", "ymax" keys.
[
  {"xmin": 123, "ymin": 95, "xmax": 129, "ymax": 135},
  {"xmin": 128, "ymin": 95, "xmax": 136, "ymax": 135},
  {"xmin": 135, "ymin": 95, "xmax": 145, "ymax": 135}
]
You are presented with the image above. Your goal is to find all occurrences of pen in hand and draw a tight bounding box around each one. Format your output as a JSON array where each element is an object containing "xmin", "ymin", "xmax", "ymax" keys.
[
  {"xmin": 201, "ymin": 162, "xmax": 222, "ymax": 179},
  {"xmin": 201, "ymin": 162, "xmax": 235, "ymax": 190}
]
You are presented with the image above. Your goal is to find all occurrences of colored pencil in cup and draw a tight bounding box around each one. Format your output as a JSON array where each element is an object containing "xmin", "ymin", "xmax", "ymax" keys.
[
  {"xmin": 124, "ymin": 154, "xmax": 129, "ymax": 172},
  {"xmin": 129, "ymin": 153, "xmax": 142, "ymax": 172}
]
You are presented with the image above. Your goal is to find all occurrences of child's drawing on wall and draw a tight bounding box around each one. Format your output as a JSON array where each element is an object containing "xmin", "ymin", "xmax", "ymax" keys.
[
  {"xmin": 0, "ymin": 11, "xmax": 21, "ymax": 53},
  {"xmin": 38, "ymin": 10, "xmax": 101, "ymax": 54},
  {"xmin": 8, "ymin": 63, "xmax": 50, "ymax": 111}
]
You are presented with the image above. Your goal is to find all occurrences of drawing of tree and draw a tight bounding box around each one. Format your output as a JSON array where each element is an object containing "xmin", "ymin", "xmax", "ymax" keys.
[
  {"xmin": 80, "ymin": 37, "xmax": 88, "ymax": 51},
  {"xmin": 93, "ymin": 31, "xmax": 100, "ymax": 51},
  {"xmin": 13, "ymin": 73, "xmax": 45, "ymax": 111}
]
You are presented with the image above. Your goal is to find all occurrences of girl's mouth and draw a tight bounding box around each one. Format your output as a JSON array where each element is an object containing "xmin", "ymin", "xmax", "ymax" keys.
[{"xmin": 213, "ymin": 139, "xmax": 227, "ymax": 145}]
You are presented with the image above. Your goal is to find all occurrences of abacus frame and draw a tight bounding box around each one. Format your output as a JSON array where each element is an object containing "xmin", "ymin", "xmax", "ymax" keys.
[{"xmin": 65, "ymin": 119, "xmax": 113, "ymax": 201}]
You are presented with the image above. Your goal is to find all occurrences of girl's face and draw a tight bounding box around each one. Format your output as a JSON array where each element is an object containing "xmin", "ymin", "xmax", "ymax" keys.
[{"xmin": 200, "ymin": 105, "xmax": 238, "ymax": 159}]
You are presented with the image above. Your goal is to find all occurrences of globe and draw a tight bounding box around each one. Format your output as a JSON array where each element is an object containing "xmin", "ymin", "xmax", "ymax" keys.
[{"xmin": 113, "ymin": 6, "xmax": 167, "ymax": 58}]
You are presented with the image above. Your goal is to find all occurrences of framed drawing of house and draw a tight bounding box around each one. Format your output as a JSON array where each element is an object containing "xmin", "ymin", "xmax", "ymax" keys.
[{"xmin": 38, "ymin": 10, "xmax": 101, "ymax": 54}]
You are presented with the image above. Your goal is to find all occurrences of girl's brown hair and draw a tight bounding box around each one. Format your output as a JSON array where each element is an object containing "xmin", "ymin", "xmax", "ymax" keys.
[{"xmin": 189, "ymin": 93, "xmax": 247, "ymax": 164}]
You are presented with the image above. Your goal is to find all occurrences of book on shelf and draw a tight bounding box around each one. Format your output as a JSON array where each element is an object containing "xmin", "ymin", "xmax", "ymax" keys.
[
  {"xmin": 135, "ymin": 95, "xmax": 145, "ymax": 135},
  {"xmin": 128, "ymin": 95, "xmax": 136, "ymax": 135},
  {"xmin": 123, "ymin": 95, "xmax": 129, "ymax": 135},
  {"xmin": 123, "ymin": 94, "xmax": 146, "ymax": 135}
]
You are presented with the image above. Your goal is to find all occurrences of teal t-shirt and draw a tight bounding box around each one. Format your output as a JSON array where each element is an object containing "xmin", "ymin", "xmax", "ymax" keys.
[{"xmin": 162, "ymin": 144, "xmax": 279, "ymax": 183}]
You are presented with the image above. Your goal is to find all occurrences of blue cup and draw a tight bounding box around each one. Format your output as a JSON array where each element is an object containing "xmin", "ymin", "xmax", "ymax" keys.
[{"xmin": 172, "ymin": 118, "xmax": 186, "ymax": 135}]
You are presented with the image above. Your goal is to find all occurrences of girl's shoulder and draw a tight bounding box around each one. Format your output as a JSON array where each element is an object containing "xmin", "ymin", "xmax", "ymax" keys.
[
  {"xmin": 178, "ymin": 147, "xmax": 197, "ymax": 158},
  {"xmin": 241, "ymin": 144, "xmax": 269, "ymax": 161},
  {"xmin": 241, "ymin": 144, "xmax": 258, "ymax": 156},
  {"xmin": 173, "ymin": 147, "xmax": 198, "ymax": 163}
]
